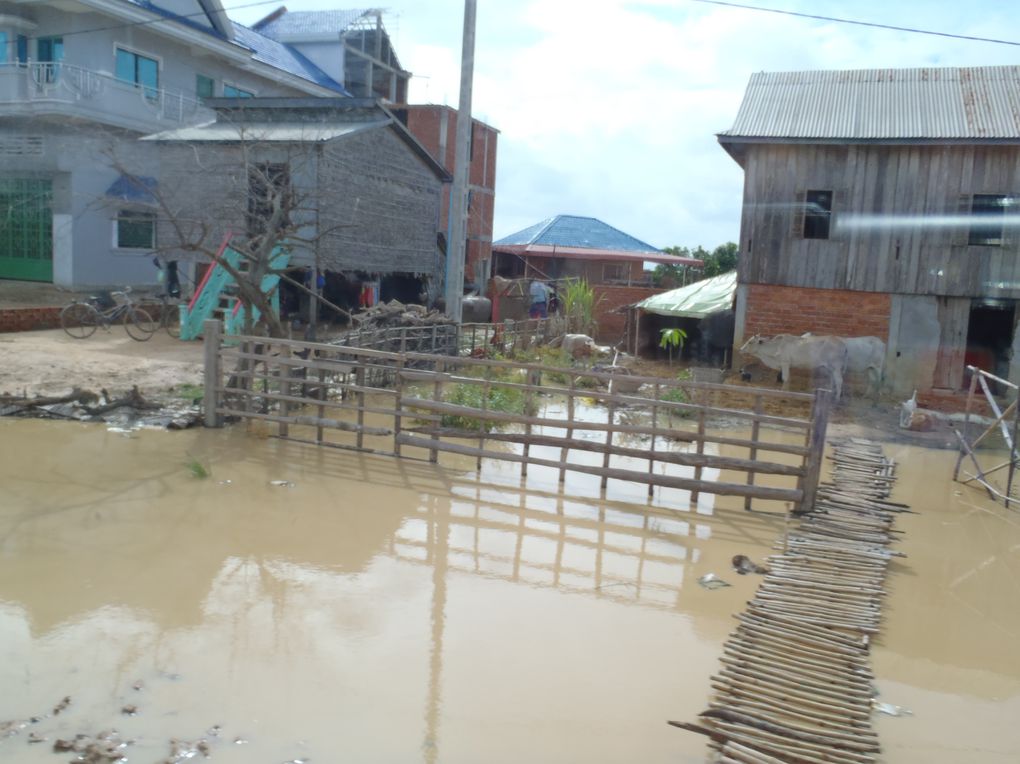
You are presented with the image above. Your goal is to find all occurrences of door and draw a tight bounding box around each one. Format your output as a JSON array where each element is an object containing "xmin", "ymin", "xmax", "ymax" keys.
[
  {"xmin": 36, "ymin": 36, "xmax": 63, "ymax": 83},
  {"xmin": 934, "ymin": 296, "xmax": 969, "ymax": 390},
  {"xmin": 0, "ymin": 179, "xmax": 54, "ymax": 282}
]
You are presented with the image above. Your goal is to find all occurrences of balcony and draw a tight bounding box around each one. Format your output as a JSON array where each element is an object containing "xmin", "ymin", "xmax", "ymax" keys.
[{"xmin": 0, "ymin": 62, "xmax": 214, "ymax": 133}]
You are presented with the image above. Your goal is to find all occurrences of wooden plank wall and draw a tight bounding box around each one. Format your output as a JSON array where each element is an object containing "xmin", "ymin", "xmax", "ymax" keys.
[{"xmin": 740, "ymin": 143, "xmax": 1020, "ymax": 298}]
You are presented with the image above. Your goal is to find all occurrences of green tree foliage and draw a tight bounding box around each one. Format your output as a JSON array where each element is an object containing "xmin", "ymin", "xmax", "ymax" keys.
[{"xmin": 652, "ymin": 242, "xmax": 739, "ymax": 286}]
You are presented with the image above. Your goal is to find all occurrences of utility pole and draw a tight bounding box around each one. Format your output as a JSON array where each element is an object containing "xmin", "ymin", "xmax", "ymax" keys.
[{"xmin": 443, "ymin": 0, "xmax": 476, "ymax": 323}]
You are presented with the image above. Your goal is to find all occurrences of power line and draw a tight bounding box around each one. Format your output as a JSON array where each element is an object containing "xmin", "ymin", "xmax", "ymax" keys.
[
  {"xmin": 686, "ymin": 0, "xmax": 1020, "ymax": 47},
  {"xmin": 19, "ymin": 0, "xmax": 281, "ymax": 44}
]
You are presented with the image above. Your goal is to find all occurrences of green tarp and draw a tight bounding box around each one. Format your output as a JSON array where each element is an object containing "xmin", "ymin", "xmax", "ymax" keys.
[{"xmin": 635, "ymin": 271, "xmax": 737, "ymax": 318}]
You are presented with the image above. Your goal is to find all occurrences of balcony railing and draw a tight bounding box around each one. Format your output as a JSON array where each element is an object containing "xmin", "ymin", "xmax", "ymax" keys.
[{"xmin": 0, "ymin": 61, "xmax": 212, "ymax": 128}]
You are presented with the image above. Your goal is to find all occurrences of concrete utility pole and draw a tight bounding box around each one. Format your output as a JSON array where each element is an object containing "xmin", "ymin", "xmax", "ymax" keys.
[{"xmin": 443, "ymin": 0, "xmax": 476, "ymax": 323}]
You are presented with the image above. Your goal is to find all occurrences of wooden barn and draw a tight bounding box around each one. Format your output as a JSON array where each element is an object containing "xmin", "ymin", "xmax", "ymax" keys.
[{"xmin": 720, "ymin": 66, "xmax": 1020, "ymax": 399}]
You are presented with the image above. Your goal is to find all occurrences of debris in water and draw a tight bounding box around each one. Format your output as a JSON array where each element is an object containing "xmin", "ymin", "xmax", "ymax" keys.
[
  {"xmin": 731, "ymin": 554, "xmax": 769, "ymax": 575},
  {"xmin": 233, "ymin": 737, "xmax": 248, "ymax": 745},
  {"xmin": 186, "ymin": 456, "xmax": 211, "ymax": 479},
  {"xmin": 52, "ymin": 696, "xmax": 71, "ymax": 715},
  {"xmin": 872, "ymin": 700, "xmax": 913, "ymax": 717},
  {"xmin": 217, "ymin": 479, "xmax": 232, "ymax": 485},
  {"xmin": 27, "ymin": 731, "xmax": 46, "ymax": 743},
  {"xmin": 697, "ymin": 573, "xmax": 731, "ymax": 589},
  {"xmin": 52, "ymin": 729, "xmax": 131, "ymax": 761},
  {"xmin": 269, "ymin": 480, "xmax": 294, "ymax": 487},
  {"xmin": 121, "ymin": 705, "xmax": 137, "ymax": 716},
  {"xmin": 132, "ymin": 680, "xmax": 144, "ymax": 691}
]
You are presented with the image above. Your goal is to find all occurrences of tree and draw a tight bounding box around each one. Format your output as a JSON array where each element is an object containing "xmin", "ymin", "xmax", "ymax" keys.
[{"xmin": 654, "ymin": 242, "xmax": 739, "ymax": 287}]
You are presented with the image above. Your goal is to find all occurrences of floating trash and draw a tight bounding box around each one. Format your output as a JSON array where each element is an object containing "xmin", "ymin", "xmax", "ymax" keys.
[
  {"xmin": 269, "ymin": 480, "xmax": 294, "ymax": 488},
  {"xmin": 872, "ymin": 700, "xmax": 913, "ymax": 717},
  {"xmin": 731, "ymin": 554, "xmax": 769, "ymax": 575},
  {"xmin": 697, "ymin": 573, "xmax": 731, "ymax": 589}
]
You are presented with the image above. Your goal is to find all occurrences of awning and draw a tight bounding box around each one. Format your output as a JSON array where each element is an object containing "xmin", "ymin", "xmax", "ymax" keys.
[
  {"xmin": 634, "ymin": 270, "xmax": 737, "ymax": 318},
  {"xmin": 105, "ymin": 174, "xmax": 158, "ymax": 205}
]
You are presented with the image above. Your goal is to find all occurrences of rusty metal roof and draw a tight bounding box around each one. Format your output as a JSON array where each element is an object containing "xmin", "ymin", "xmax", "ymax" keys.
[{"xmin": 720, "ymin": 66, "xmax": 1020, "ymax": 141}]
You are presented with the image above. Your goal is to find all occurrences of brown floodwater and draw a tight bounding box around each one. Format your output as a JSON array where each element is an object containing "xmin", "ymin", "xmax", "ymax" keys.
[{"xmin": 0, "ymin": 419, "xmax": 1017, "ymax": 762}]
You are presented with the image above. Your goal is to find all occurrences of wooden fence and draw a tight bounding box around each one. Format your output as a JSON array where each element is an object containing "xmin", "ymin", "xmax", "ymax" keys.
[{"xmin": 203, "ymin": 320, "xmax": 832, "ymax": 513}]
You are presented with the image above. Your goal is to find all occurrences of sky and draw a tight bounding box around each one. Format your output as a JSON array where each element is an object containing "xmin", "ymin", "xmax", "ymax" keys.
[{"xmin": 232, "ymin": 0, "xmax": 1020, "ymax": 251}]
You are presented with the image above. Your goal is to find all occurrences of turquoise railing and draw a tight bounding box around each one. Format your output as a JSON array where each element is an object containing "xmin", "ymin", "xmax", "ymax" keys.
[
  {"xmin": 178, "ymin": 239, "xmax": 290, "ymax": 340},
  {"xmin": 223, "ymin": 246, "xmax": 291, "ymax": 336}
]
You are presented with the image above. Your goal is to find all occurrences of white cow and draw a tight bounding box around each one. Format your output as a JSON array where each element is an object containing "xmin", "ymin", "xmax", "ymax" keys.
[
  {"xmin": 739, "ymin": 334, "xmax": 848, "ymax": 398},
  {"xmin": 801, "ymin": 333, "xmax": 885, "ymax": 397}
]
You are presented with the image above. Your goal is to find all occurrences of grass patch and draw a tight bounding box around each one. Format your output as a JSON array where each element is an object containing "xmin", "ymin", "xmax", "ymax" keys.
[
  {"xmin": 441, "ymin": 374, "xmax": 534, "ymax": 432},
  {"xmin": 173, "ymin": 383, "xmax": 204, "ymax": 403}
]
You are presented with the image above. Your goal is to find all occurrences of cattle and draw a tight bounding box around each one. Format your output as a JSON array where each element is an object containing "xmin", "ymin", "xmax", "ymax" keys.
[
  {"xmin": 739, "ymin": 334, "xmax": 848, "ymax": 398},
  {"xmin": 800, "ymin": 333, "xmax": 885, "ymax": 397}
]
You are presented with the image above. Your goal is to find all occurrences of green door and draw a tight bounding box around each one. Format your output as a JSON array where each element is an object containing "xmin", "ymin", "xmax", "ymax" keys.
[{"xmin": 0, "ymin": 179, "xmax": 54, "ymax": 282}]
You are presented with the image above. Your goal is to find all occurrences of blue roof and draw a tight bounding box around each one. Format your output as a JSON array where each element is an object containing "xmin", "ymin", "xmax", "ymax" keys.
[
  {"xmin": 231, "ymin": 23, "xmax": 349, "ymax": 94},
  {"xmin": 106, "ymin": 174, "xmax": 158, "ymax": 205},
  {"xmin": 253, "ymin": 9, "xmax": 370, "ymax": 38},
  {"xmin": 122, "ymin": 1, "xmax": 348, "ymax": 94},
  {"xmin": 494, "ymin": 215, "xmax": 660, "ymax": 253}
]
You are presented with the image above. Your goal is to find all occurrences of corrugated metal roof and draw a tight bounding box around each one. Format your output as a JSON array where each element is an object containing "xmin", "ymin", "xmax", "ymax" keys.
[
  {"xmin": 253, "ymin": 9, "xmax": 370, "ymax": 38},
  {"xmin": 494, "ymin": 215, "xmax": 660, "ymax": 253},
  {"xmin": 721, "ymin": 66, "xmax": 1020, "ymax": 140},
  {"xmin": 143, "ymin": 120, "xmax": 385, "ymax": 142}
]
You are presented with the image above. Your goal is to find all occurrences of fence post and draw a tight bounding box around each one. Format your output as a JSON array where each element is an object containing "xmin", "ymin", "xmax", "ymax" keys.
[
  {"xmin": 799, "ymin": 388, "xmax": 833, "ymax": 514},
  {"xmin": 203, "ymin": 319, "xmax": 223, "ymax": 427}
]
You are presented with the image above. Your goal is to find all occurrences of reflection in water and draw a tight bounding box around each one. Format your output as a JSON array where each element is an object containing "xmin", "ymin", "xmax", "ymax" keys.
[{"xmin": 0, "ymin": 420, "xmax": 778, "ymax": 763}]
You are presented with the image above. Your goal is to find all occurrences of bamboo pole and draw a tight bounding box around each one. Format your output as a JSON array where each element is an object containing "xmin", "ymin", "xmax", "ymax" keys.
[{"xmin": 745, "ymin": 394, "xmax": 763, "ymax": 511}]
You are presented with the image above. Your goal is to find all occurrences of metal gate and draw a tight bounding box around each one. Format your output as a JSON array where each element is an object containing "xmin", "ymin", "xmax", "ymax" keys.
[{"xmin": 0, "ymin": 178, "xmax": 53, "ymax": 282}]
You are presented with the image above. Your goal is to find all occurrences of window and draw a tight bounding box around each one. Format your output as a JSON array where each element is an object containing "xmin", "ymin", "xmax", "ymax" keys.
[
  {"xmin": 603, "ymin": 263, "xmax": 627, "ymax": 282},
  {"xmin": 16, "ymin": 35, "xmax": 27, "ymax": 64},
  {"xmin": 37, "ymin": 36, "xmax": 63, "ymax": 83},
  {"xmin": 223, "ymin": 84, "xmax": 254, "ymax": 98},
  {"xmin": 196, "ymin": 74, "xmax": 215, "ymax": 100},
  {"xmin": 802, "ymin": 190, "xmax": 832, "ymax": 239},
  {"xmin": 0, "ymin": 33, "xmax": 7, "ymax": 64},
  {"xmin": 115, "ymin": 48, "xmax": 159, "ymax": 100},
  {"xmin": 116, "ymin": 210, "xmax": 156, "ymax": 249},
  {"xmin": 969, "ymin": 194, "xmax": 1009, "ymax": 246}
]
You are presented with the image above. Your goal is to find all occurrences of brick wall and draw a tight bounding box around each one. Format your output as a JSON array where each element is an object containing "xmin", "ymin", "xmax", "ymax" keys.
[
  {"xmin": 744, "ymin": 284, "xmax": 891, "ymax": 341},
  {"xmin": 0, "ymin": 307, "xmax": 62, "ymax": 333},
  {"xmin": 593, "ymin": 285, "xmax": 661, "ymax": 343}
]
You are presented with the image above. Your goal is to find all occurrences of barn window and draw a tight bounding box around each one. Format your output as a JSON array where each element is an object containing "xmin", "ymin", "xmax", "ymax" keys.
[
  {"xmin": 968, "ymin": 194, "xmax": 1009, "ymax": 246},
  {"xmin": 603, "ymin": 263, "xmax": 627, "ymax": 282},
  {"xmin": 803, "ymin": 190, "xmax": 832, "ymax": 239}
]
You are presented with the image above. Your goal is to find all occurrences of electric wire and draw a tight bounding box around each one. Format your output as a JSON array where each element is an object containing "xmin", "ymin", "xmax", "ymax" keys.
[{"xmin": 686, "ymin": 0, "xmax": 1020, "ymax": 47}]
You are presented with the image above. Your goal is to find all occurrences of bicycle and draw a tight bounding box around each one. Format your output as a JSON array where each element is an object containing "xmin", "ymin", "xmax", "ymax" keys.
[
  {"xmin": 140, "ymin": 291, "xmax": 183, "ymax": 338},
  {"xmin": 60, "ymin": 287, "xmax": 156, "ymax": 341}
]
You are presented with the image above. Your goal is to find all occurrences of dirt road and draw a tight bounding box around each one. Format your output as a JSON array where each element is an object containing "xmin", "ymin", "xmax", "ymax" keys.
[{"xmin": 0, "ymin": 328, "xmax": 203, "ymax": 399}]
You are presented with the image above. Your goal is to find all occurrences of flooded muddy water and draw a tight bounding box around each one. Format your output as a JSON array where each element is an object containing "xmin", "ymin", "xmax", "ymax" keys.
[{"xmin": 1, "ymin": 420, "xmax": 1017, "ymax": 762}]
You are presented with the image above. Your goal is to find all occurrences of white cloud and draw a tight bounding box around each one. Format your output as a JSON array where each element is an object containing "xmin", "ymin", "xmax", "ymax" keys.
[{"xmin": 234, "ymin": 0, "xmax": 1020, "ymax": 248}]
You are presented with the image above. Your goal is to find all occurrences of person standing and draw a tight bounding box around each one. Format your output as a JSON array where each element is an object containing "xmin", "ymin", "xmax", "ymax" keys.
[{"xmin": 529, "ymin": 279, "xmax": 550, "ymax": 318}]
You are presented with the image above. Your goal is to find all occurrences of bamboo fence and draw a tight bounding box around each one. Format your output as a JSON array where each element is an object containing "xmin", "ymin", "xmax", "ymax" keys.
[
  {"xmin": 670, "ymin": 438, "xmax": 911, "ymax": 762},
  {"xmin": 202, "ymin": 320, "xmax": 832, "ymax": 513}
]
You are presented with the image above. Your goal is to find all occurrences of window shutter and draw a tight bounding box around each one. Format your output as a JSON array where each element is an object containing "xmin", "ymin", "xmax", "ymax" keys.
[
  {"xmin": 790, "ymin": 191, "xmax": 807, "ymax": 239},
  {"xmin": 952, "ymin": 194, "xmax": 972, "ymax": 247}
]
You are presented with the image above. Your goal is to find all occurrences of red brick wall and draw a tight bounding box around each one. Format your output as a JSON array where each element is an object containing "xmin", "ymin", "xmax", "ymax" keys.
[
  {"xmin": 0, "ymin": 307, "xmax": 62, "ymax": 333},
  {"xmin": 593, "ymin": 285, "xmax": 662, "ymax": 343},
  {"xmin": 743, "ymin": 284, "xmax": 891, "ymax": 341}
]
